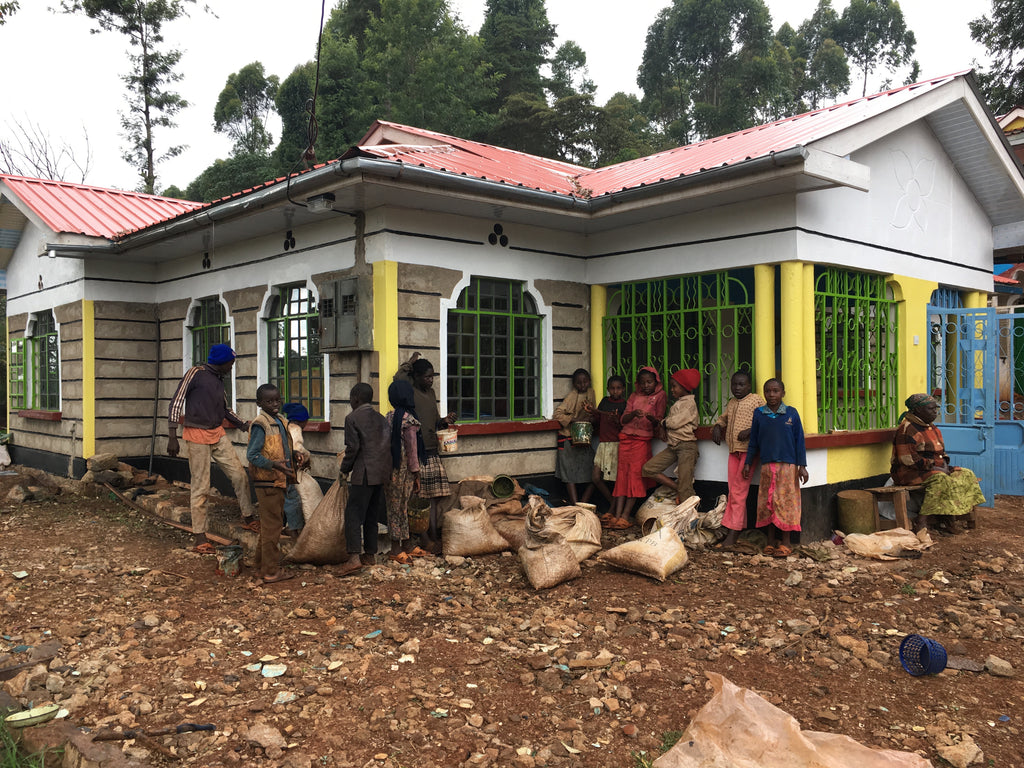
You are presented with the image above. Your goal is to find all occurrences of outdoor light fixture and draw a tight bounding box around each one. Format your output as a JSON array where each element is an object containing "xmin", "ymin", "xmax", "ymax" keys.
[{"xmin": 306, "ymin": 192, "xmax": 335, "ymax": 214}]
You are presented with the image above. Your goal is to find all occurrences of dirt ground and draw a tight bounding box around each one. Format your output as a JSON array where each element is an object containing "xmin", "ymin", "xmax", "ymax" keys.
[{"xmin": 1, "ymin": 467, "xmax": 1022, "ymax": 768}]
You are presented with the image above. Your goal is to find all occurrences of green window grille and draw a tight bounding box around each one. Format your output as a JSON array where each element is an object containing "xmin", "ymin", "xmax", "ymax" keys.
[
  {"xmin": 814, "ymin": 267, "xmax": 899, "ymax": 432},
  {"xmin": 189, "ymin": 297, "xmax": 232, "ymax": 400},
  {"xmin": 266, "ymin": 285, "xmax": 323, "ymax": 420},
  {"xmin": 603, "ymin": 270, "xmax": 755, "ymax": 423},
  {"xmin": 9, "ymin": 311, "xmax": 60, "ymax": 411},
  {"xmin": 189, "ymin": 297, "xmax": 230, "ymax": 366},
  {"xmin": 8, "ymin": 338, "xmax": 25, "ymax": 410},
  {"xmin": 448, "ymin": 277, "xmax": 542, "ymax": 421}
]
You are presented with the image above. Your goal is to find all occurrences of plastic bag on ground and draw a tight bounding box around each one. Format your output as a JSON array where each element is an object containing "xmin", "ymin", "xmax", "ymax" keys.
[
  {"xmin": 518, "ymin": 497, "xmax": 580, "ymax": 590},
  {"xmin": 597, "ymin": 525, "xmax": 688, "ymax": 581},
  {"xmin": 845, "ymin": 528, "xmax": 933, "ymax": 560},
  {"xmin": 443, "ymin": 495, "xmax": 510, "ymax": 557},
  {"xmin": 654, "ymin": 673, "xmax": 933, "ymax": 768},
  {"xmin": 286, "ymin": 479, "xmax": 349, "ymax": 565}
]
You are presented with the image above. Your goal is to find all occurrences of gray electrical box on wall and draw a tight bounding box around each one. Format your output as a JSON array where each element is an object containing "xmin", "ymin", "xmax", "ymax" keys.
[{"xmin": 319, "ymin": 275, "xmax": 374, "ymax": 351}]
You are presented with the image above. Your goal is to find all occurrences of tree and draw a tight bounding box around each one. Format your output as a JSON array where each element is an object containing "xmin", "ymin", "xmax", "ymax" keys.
[
  {"xmin": 326, "ymin": 0, "xmax": 381, "ymax": 54},
  {"xmin": 774, "ymin": 2, "xmax": 850, "ymax": 115},
  {"xmin": 0, "ymin": 1, "xmax": 19, "ymax": 24},
  {"xmin": 1, "ymin": 117, "xmax": 92, "ymax": 182},
  {"xmin": 358, "ymin": 0, "xmax": 497, "ymax": 141},
  {"xmin": 834, "ymin": 0, "xmax": 915, "ymax": 97},
  {"xmin": 60, "ymin": 0, "xmax": 196, "ymax": 193},
  {"xmin": 273, "ymin": 62, "xmax": 317, "ymax": 168},
  {"xmin": 184, "ymin": 153, "xmax": 282, "ymax": 203},
  {"xmin": 214, "ymin": 62, "xmax": 280, "ymax": 157},
  {"xmin": 478, "ymin": 0, "xmax": 555, "ymax": 107},
  {"xmin": 970, "ymin": 0, "xmax": 1024, "ymax": 114},
  {"xmin": 593, "ymin": 92, "xmax": 665, "ymax": 167},
  {"xmin": 638, "ymin": 0, "xmax": 789, "ymax": 142}
]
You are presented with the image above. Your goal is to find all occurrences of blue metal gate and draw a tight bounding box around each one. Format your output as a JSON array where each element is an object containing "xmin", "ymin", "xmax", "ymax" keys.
[{"xmin": 927, "ymin": 305, "xmax": 1024, "ymax": 503}]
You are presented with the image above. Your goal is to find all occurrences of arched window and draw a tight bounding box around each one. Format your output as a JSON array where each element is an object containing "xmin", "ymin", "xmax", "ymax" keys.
[
  {"xmin": 447, "ymin": 277, "xmax": 542, "ymax": 421},
  {"xmin": 188, "ymin": 297, "xmax": 230, "ymax": 367},
  {"xmin": 9, "ymin": 309, "xmax": 60, "ymax": 411},
  {"xmin": 266, "ymin": 284, "xmax": 323, "ymax": 420}
]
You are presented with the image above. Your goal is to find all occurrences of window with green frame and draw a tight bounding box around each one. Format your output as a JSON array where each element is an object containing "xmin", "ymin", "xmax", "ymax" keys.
[
  {"xmin": 8, "ymin": 310, "xmax": 60, "ymax": 411},
  {"xmin": 447, "ymin": 277, "xmax": 542, "ymax": 421},
  {"xmin": 189, "ymin": 297, "xmax": 232, "ymax": 399},
  {"xmin": 603, "ymin": 270, "xmax": 755, "ymax": 423},
  {"xmin": 266, "ymin": 284, "xmax": 323, "ymax": 420},
  {"xmin": 814, "ymin": 267, "xmax": 899, "ymax": 432},
  {"xmin": 189, "ymin": 297, "xmax": 230, "ymax": 366}
]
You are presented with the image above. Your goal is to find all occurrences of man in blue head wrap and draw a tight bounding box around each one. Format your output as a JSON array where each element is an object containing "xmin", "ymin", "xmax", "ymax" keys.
[{"xmin": 167, "ymin": 343, "xmax": 256, "ymax": 553}]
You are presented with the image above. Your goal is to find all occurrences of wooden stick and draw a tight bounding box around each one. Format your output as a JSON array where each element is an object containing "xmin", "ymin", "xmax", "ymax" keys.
[{"xmin": 102, "ymin": 483, "xmax": 232, "ymax": 545}]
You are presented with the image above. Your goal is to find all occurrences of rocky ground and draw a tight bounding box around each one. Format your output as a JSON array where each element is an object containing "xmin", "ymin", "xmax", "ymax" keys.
[{"xmin": 1, "ymin": 466, "xmax": 1022, "ymax": 768}]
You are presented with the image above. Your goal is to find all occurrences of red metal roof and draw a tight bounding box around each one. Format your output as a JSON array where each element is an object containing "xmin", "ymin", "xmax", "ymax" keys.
[
  {"xmin": 351, "ymin": 72, "xmax": 970, "ymax": 199},
  {"xmin": 345, "ymin": 125, "xmax": 588, "ymax": 195},
  {"xmin": 994, "ymin": 273, "xmax": 1018, "ymax": 284},
  {"xmin": 0, "ymin": 175, "xmax": 204, "ymax": 239},
  {"xmin": 0, "ymin": 71, "xmax": 976, "ymax": 241}
]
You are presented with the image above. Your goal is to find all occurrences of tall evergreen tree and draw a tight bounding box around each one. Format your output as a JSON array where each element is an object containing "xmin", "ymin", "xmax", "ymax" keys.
[
  {"xmin": 970, "ymin": 0, "xmax": 1024, "ymax": 114},
  {"xmin": 478, "ymin": 0, "xmax": 555, "ymax": 107},
  {"xmin": 638, "ymin": 0, "xmax": 789, "ymax": 142},
  {"xmin": 834, "ymin": 0, "xmax": 916, "ymax": 97},
  {"xmin": 60, "ymin": 0, "xmax": 195, "ymax": 193},
  {"xmin": 214, "ymin": 62, "xmax": 280, "ymax": 157}
]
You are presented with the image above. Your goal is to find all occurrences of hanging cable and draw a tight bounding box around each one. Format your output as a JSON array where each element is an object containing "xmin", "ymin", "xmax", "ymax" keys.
[{"xmin": 286, "ymin": 0, "xmax": 328, "ymax": 210}]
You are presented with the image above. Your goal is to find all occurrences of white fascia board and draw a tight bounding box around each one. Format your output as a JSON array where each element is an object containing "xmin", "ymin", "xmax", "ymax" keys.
[
  {"xmin": 809, "ymin": 80, "xmax": 969, "ymax": 157},
  {"xmin": 994, "ymin": 220, "xmax": 1024, "ymax": 249},
  {"xmin": 802, "ymin": 147, "xmax": 870, "ymax": 192}
]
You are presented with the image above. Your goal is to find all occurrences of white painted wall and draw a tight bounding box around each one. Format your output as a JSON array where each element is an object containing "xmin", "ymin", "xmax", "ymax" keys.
[
  {"xmin": 6, "ymin": 221, "xmax": 87, "ymax": 317},
  {"xmin": 797, "ymin": 121, "xmax": 994, "ymax": 289}
]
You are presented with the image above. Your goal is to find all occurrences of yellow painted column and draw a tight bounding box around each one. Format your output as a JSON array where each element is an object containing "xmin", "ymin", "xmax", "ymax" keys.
[
  {"xmin": 802, "ymin": 263, "xmax": 818, "ymax": 434},
  {"xmin": 372, "ymin": 262, "xmax": 399, "ymax": 386},
  {"xmin": 753, "ymin": 264, "xmax": 775, "ymax": 393},
  {"xmin": 82, "ymin": 300, "xmax": 95, "ymax": 460},
  {"xmin": 963, "ymin": 290, "xmax": 988, "ymax": 309},
  {"xmin": 887, "ymin": 275, "xmax": 937, "ymax": 399},
  {"xmin": 780, "ymin": 261, "xmax": 805, "ymax": 418},
  {"xmin": 590, "ymin": 285, "xmax": 607, "ymax": 400}
]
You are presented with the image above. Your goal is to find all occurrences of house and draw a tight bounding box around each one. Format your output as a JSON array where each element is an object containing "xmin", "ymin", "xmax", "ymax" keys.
[{"xmin": 3, "ymin": 70, "xmax": 1023, "ymax": 540}]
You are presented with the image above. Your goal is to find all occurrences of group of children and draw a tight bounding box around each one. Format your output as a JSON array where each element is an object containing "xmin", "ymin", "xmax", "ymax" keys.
[
  {"xmin": 554, "ymin": 367, "xmax": 808, "ymax": 557},
  {"xmin": 244, "ymin": 355, "xmax": 456, "ymax": 584},
  {"xmin": 243, "ymin": 361, "xmax": 808, "ymax": 583}
]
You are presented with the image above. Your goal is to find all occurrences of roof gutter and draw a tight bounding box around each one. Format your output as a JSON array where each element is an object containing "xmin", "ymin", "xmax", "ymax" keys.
[{"xmin": 46, "ymin": 146, "xmax": 810, "ymax": 256}]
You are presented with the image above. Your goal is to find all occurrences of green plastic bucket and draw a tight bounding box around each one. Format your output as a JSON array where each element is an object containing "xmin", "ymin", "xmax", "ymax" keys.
[{"xmin": 837, "ymin": 490, "xmax": 875, "ymax": 535}]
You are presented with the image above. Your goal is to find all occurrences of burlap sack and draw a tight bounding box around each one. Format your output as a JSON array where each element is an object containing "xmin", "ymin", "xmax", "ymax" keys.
[
  {"xmin": 597, "ymin": 525, "xmax": 688, "ymax": 581},
  {"xmin": 286, "ymin": 479, "xmax": 348, "ymax": 565},
  {"xmin": 518, "ymin": 496, "xmax": 581, "ymax": 589},
  {"xmin": 443, "ymin": 495, "xmax": 510, "ymax": 557}
]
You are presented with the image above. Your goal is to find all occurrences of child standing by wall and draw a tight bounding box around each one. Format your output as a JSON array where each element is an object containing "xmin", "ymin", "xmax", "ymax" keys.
[
  {"xmin": 385, "ymin": 380, "xmax": 430, "ymax": 564},
  {"xmin": 711, "ymin": 371, "xmax": 765, "ymax": 548},
  {"xmin": 642, "ymin": 368, "xmax": 701, "ymax": 501},
  {"xmin": 742, "ymin": 378, "xmax": 808, "ymax": 557},
  {"xmin": 339, "ymin": 383, "xmax": 391, "ymax": 577},
  {"xmin": 608, "ymin": 367, "xmax": 666, "ymax": 529},
  {"xmin": 585, "ymin": 375, "xmax": 627, "ymax": 517},
  {"xmin": 553, "ymin": 368, "xmax": 597, "ymax": 505},
  {"xmin": 246, "ymin": 384, "xmax": 295, "ymax": 585}
]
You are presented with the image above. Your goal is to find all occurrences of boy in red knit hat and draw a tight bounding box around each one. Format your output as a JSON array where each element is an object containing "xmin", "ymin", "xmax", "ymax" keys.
[{"xmin": 642, "ymin": 368, "xmax": 701, "ymax": 501}]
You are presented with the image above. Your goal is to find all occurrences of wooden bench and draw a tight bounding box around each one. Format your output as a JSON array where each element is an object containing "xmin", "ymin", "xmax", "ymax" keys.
[
  {"xmin": 862, "ymin": 485, "xmax": 917, "ymax": 531},
  {"xmin": 862, "ymin": 485, "xmax": 979, "ymax": 532}
]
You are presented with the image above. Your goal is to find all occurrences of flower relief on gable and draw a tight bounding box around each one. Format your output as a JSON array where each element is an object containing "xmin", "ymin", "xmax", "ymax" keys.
[{"xmin": 890, "ymin": 148, "xmax": 935, "ymax": 232}]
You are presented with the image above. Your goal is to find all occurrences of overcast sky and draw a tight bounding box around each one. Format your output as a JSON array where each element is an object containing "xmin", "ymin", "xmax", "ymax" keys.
[{"xmin": 0, "ymin": 0, "xmax": 991, "ymax": 193}]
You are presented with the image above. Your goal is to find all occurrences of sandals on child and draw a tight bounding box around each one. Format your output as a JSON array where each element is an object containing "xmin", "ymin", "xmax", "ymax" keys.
[
  {"xmin": 193, "ymin": 542, "xmax": 216, "ymax": 555},
  {"xmin": 606, "ymin": 518, "xmax": 633, "ymax": 530},
  {"xmin": 389, "ymin": 552, "xmax": 413, "ymax": 565},
  {"xmin": 771, "ymin": 544, "xmax": 793, "ymax": 558},
  {"xmin": 408, "ymin": 546, "xmax": 432, "ymax": 558},
  {"xmin": 240, "ymin": 518, "xmax": 260, "ymax": 532}
]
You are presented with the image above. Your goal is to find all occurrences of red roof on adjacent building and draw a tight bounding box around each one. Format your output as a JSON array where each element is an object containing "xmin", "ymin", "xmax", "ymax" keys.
[{"xmin": 0, "ymin": 175, "xmax": 204, "ymax": 239}]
